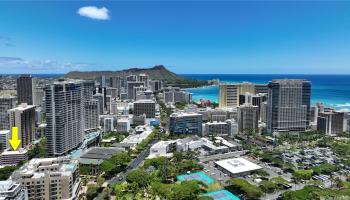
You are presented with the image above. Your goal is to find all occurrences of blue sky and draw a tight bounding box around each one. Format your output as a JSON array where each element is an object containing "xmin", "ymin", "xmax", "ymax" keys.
[{"xmin": 1, "ymin": 1, "xmax": 350, "ymax": 74}]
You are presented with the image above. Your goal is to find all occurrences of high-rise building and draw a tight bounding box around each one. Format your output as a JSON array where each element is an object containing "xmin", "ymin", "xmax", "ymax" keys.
[
  {"xmin": 133, "ymin": 86, "xmax": 147, "ymax": 101},
  {"xmin": 94, "ymin": 87, "xmax": 107, "ymax": 112},
  {"xmin": 238, "ymin": 104, "xmax": 259, "ymax": 133},
  {"xmin": 267, "ymin": 79, "xmax": 311, "ymax": 133},
  {"xmin": 135, "ymin": 90, "xmax": 154, "ymax": 101},
  {"xmin": 11, "ymin": 157, "xmax": 81, "ymax": 200},
  {"xmin": 219, "ymin": 82, "xmax": 268, "ymax": 108},
  {"xmin": 239, "ymin": 93, "xmax": 267, "ymax": 121},
  {"xmin": 0, "ymin": 96, "xmax": 16, "ymax": 130},
  {"xmin": 32, "ymin": 86, "xmax": 44, "ymax": 107},
  {"xmin": 163, "ymin": 87, "xmax": 192, "ymax": 104},
  {"xmin": 84, "ymin": 99, "xmax": 100, "ymax": 131},
  {"xmin": 106, "ymin": 87, "xmax": 118, "ymax": 99},
  {"xmin": 127, "ymin": 82, "xmax": 144, "ymax": 100},
  {"xmin": 82, "ymin": 80, "xmax": 95, "ymax": 102},
  {"xmin": 260, "ymin": 102, "xmax": 268, "ymax": 123},
  {"xmin": 103, "ymin": 117, "xmax": 115, "ymax": 132},
  {"xmin": 254, "ymin": 84, "xmax": 268, "ymax": 94},
  {"xmin": 0, "ymin": 180, "xmax": 28, "ymax": 200},
  {"xmin": 150, "ymin": 80, "xmax": 163, "ymax": 92},
  {"xmin": 219, "ymin": 84, "xmax": 239, "ymax": 108},
  {"xmin": 93, "ymin": 93, "xmax": 104, "ymax": 115},
  {"xmin": 44, "ymin": 80, "xmax": 84, "ymax": 156},
  {"xmin": 16, "ymin": 75, "xmax": 34, "ymax": 105},
  {"xmin": 133, "ymin": 99, "xmax": 156, "ymax": 118},
  {"xmin": 127, "ymin": 75, "xmax": 137, "ymax": 82},
  {"xmin": 317, "ymin": 111, "xmax": 345, "ymax": 136},
  {"xmin": 110, "ymin": 76, "xmax": 126, "ymax": 97},
  {"xmin": 0, "ymin": 130, "xmax": 10, "ymax": 150},
  {"xmin": 99, "ymin": 75, "xmax": 107, "ymax": 87},
  {"xmin": 169, "ymin": 112, "xmax": 202, "ymax": 134},
  {"xmin": 8, "ymin": 103, "xmax": 36, "ymax": 149},
  {"xmin": 137, "ymin": 74, "xmax": 149, "ymax": 88}
]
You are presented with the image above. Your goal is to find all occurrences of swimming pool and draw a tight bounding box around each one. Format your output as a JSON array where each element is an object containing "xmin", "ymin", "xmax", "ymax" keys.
[
  {"xmin": 177, "ymin": 171, "xmax": 215, "ymax": 185},
  {"xmin": 202, "ymin": 190, "xmax": 240, "ymax": 200}
]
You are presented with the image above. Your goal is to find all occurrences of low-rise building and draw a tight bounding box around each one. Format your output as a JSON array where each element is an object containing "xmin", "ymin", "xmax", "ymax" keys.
[
  {"xmin": 148, "ymin": 140, "xmax": 177, "ymax": 159},
  {"xmin": 79, "ymin": 147, "xmax": 124, "ymax": 175},
  {"xmin": 132, "ymin": 114, "xmax": 146, "ymax": 126},
  {"xmin": 133, "ymin": 100, "xmax": 156, "ymax": 118},
  {"xmin": 215, "ymin": 158, "xmax": 262, "ymax": 177},
  {"xmin": 11, "ymin": 157, "xmax": 81, "ymax": 200},
  {"xmin": 0, "ymin": 149, "xmax": 28, "ymax": 166},
  {"xmin": 116, "ymin": 118, "xmax": 131, "ymax": 133},
  {"xmin": 0, "ymin": 180, "xmax": 28, "ymax": 200},
  {"xmin": 121, "ymin": 127, "xmax": 153, "ymax": 148},
  {"xmin": 202, "ymin": 119, "xmax": 238, "ymax": 137},
  {"xmin": 169, "ymin": 112, "xmax": 202, "ymax": 135}
]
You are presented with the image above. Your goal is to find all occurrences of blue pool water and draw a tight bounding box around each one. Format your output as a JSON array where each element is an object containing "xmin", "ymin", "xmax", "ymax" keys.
[
  {"xmin": 202, "ymin": 190, "xmax": 240, "ymax": 200},
  {"xmin": 177, "ymin": 171, "xmax": 215, "ymax": 185}
]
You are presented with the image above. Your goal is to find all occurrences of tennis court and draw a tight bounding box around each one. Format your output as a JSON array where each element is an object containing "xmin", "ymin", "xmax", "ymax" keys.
[
  {"xmin": 202, "ymin": 190, "xmax": 240, "ymax": 200},
  {"xmin": 177, "ymin": 171, "xmax": 215, "ymax": 185}
]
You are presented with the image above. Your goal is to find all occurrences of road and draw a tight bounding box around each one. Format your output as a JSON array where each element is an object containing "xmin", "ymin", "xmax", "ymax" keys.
[
  {"xmin": 109, "ymin": 139, "xmax": 159, "ymax": 185},
  {"xmin": 198, "ymin": 151, "xmax": 247, "ymax": 162}
]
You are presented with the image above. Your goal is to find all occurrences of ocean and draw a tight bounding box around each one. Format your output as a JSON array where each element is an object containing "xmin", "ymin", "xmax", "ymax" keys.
[{"xmin": 182, "ymin": 74, "xmax": 350, "ymax": 110}]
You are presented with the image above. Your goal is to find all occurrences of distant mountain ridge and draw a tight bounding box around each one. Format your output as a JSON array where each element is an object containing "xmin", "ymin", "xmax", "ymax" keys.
[{"xmin": 65, "ymin": 65, "xmax": 208, "ymax": 88}]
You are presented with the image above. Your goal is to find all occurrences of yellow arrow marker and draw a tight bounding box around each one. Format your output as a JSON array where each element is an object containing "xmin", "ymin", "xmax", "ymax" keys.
[{"xmin": 9, "ymin": 127, "xmax": 21, "ymax": 151}]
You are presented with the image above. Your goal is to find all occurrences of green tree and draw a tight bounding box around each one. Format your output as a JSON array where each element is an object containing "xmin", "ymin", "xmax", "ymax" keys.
[
  {"xmin": 259, "ymin": 180, "xmax": 277, "ymax": 193},
  {"xmin": 99, "ymin": 152, "xmax": 131, "ymax": 177},
  {"xmin": 126, "ymin": 169, "xmax": 150, "ymax": 189},
  {"xmin": 0, "ymin": 166, "xmax": 18, "ymax": 180},
  {"xmin": 169, "ymin": 180, "xmax": 206, "ymax": 200},
  {"xmin": 28, "ymin": 137, "xmax": 48, "ymax": 159},
  {"xmin": 86, "ymin": 184, "xmax": 100, "ymax": 200},
  {"xmin": 293, "ymin": 169, "xmax": 313, "ymax": 181},
  {"xmin": 96, "ymin": 176, "xmax": 105, "ymax": 187},
  {"xmin": 79, "ymin": 165, "xmax": 90, "ymax": 175},
  {"xmin": 312, "ymin": 163, "xmax": 337, "ymax": 175},
  {"xmin": 226, "ymin": 178, "xmax": 263, "ymax": 199}
]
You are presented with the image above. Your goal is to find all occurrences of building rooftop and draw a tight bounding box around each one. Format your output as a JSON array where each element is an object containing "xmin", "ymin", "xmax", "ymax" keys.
[
  {"xmin": 13, "ymin": 157, "xmax": 78, "ymax": 179},
  {"xmin": 215, "ymin": 158, "xmax": 262, "ymax": 175},
  {"xmin": 121, "ymin": 129, "xmax": 153, "ymax": 145},
  {"xmin": 270, "ymin": 79, "xmax": 310, "ymax": 84},
  {"xmin": 134, "ymin": 99, "xmax": 155, "ymax": 104},
  {"xmin": 1, "ymin": 149, "xmax": 27, "ymax": 156},
  {"xmin": 8, "ymin": 103, "xmax": 35, "ymax": 111},
  {"xmin": 80, "ymin": 147, "xmax": 124, "ymax": 160},
  {"xmin": 0, "ymin": 130, "xmax": 9, "ymax": 135},
  {"xmin": 170, "ymin": 112, "xmax": 202, "ymax": 118}
]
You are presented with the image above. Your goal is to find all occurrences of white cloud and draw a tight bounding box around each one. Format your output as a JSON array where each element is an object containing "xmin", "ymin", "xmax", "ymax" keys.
[
  {"xmin": 77, "ymin": 6, "xmax": 110, "ymax": 20},
  {"xmin": 0, "ymin": 57, "xmax": 91, "ymax": 73}
]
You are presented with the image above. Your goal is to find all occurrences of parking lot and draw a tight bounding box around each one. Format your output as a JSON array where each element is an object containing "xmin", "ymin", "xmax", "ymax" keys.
[{"xmin": 200, "ymin": 161, "xmax": 231, "ymax": 185}]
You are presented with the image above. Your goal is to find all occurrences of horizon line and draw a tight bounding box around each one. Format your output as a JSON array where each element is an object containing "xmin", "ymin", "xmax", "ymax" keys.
[{"xmin": 2, "ymin": 73, "xmax": 350, "ymax": 76}]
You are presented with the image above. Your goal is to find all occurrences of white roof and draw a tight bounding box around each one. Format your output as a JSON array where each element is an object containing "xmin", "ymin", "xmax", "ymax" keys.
[
  {"xmin": 170, "ymin": 112, "xmax": 202, "ymax": 117},
  {"xmin": 134, "ymin": 99, "xmax": 155, "ymax": 103},
  {"xmin": 8, "ymin": 103, "xmax": 35, "ymax": 111},
  {"xmin": 1, "ymin": 149, "xmax": 27, "ymax": 155},
  {"xmin": 215, "ymin": 158, "xmax": 262, "ymax": 174},
  {"xmin": 0, "ymin": 130, "xmax": 9, "ymax": 135}
]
